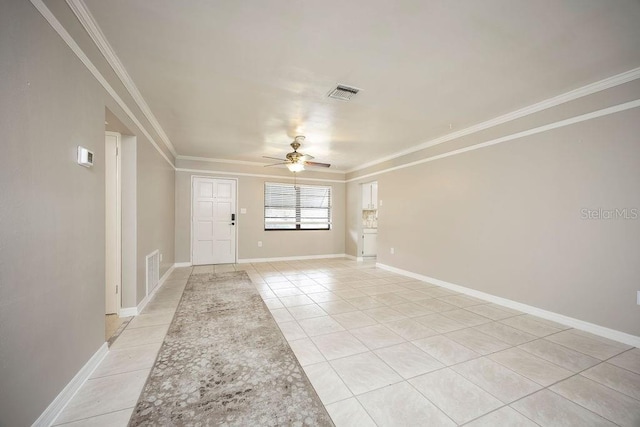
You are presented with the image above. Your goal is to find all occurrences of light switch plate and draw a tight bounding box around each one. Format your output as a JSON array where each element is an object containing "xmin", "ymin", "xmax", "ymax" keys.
[{"xmin": 240, "ymin": 208, "xmax": 247, "ymax": 214}]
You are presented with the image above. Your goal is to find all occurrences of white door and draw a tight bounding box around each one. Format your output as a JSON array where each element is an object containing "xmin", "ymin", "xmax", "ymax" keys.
[
  {"xmin": 192, "ymin": 177, "xmax": 237, "ymax": 265},
  {"xmin": 105, "ymin": 132, "xmax": 121, "ymax": 314}
]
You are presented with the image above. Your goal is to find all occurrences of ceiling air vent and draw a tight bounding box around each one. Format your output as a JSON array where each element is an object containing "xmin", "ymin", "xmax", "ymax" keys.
[{"xmin": 328, "ymin": 85, "xmax": 360, "ymax": 101}]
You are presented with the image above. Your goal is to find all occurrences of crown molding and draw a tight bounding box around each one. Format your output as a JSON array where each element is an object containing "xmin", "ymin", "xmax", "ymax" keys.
[
  {"xmin": 30, "ymin": 0, "xmax": 175, "ymax": 170},
  {"xmin": 176, "ymin": 155, "xmax": 347, "ymax": 174},
  {"xmin": 176, "ymin": 155, "xmax": 269, "ymax": 167},
  {"xmin": 347, "ymin": 98, "xmax": 640, "ymax": 183},
  {"xmin": 176, "ymin": 168, "xmax": 346, "ymax": 183},
  {"xmin": 346, "ymin": 67, "xmax": 640, "ymax": 174},
  {"xmin": 66, "ymin": 0, "xmax": 178, "ymax": 158},
  {"xmin": 32, "ymin": 0, "xmax": 640, "ymax": 178}
]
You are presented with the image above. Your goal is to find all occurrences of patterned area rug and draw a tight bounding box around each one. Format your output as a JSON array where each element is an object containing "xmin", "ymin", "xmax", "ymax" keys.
[{"xmin": 129, "ymin": 271, "xmax": 333, "ymax": 426}]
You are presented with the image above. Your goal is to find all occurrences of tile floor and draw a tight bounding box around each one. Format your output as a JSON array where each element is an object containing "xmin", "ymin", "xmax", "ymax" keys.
[
  {"xmin": 53, "ymin": 258, "xmax": 640, "ymax": 426},
  {"xmin": 104, "ymin": 314, "xmax": 130, "ymax": 341}
]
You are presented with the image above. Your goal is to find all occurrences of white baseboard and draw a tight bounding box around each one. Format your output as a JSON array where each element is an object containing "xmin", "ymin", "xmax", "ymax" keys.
[
  {"xmin": 120, "ymin": 262, "xmax": 186, "ymax": 317},
  {"xmin": 377, "ymin": 263, "xmax": 640, "ymax": 348},
  {"xmin": 33, "ymin": 343, "xmax": 108, "ymax": 427},
  {"xmin": 344, "ymin": 254, "xmax": 372, "ymax": 262},
  {"xmin": 118, "ymin": 307, "xmax": 137, "ymax": 317},
  {"xmin": 238, "ymin": 253, "xmax": 350, "ymax": 264},
  {"xmin": 136, "ymin": 264, "xmax": 175, "ymax": 314}
]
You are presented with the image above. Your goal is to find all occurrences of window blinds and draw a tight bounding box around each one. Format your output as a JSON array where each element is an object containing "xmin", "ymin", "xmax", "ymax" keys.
[{"xmin": 264, "ymin": 182, "xmax": 331, "ymax": 230}]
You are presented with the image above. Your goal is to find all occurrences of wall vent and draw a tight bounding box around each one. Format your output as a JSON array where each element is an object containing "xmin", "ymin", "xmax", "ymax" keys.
[
  {"xmin": 146, "ymin": 250, "xmax": 160, "ymax": 295},
  {"xmin": 328, "ymin": 85, "xmax": 360, "ymax": 101}
]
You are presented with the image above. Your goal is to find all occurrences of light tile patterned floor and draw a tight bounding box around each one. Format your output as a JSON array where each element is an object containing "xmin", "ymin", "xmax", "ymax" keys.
[{"xmin": 54, "ymin": 259, "xmax": 640, "ymax": 426}]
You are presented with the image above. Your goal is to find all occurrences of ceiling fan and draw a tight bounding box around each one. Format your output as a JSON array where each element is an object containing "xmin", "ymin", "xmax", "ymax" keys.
[{"xmin": 263, "ymin": 136, "xmax": 331, "ymax": 172}]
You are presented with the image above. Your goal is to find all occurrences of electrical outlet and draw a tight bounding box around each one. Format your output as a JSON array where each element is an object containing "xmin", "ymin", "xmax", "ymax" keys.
[
  {"xmin": 379, "ymin": 200, "xmax": 383, "ymax": 206},
  {"xmin": 390, "ymin": 247, "xmax": 395, "ymax": 254},
  {"xmin": 240, "ymin": 208, "xmax": 247, "ymax": 214},
  {"xmin": 258, "ymin": 241, "xmax": 263, "ymax": 247},
  {"xmin": 637, "ymin": 291, "xmax": 640, "ymax": 306},
  {"xmin": 159, "ymin": 253, "xmax": 163, "ymax": 262}
]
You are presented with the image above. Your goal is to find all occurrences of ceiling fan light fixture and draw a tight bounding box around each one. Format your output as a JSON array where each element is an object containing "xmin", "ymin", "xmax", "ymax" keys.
[{"xmin": 287, "ymin": 162, "xmax": 305, "ymax": 172}]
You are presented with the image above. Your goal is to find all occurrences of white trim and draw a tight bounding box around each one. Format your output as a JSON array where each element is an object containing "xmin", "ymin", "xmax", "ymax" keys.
[
  {"xmin": 377, "ymin": 263, "xmax": 640, "ymax": 348},
  {"xmin": 118, "ymin": 307, "xmax": 137, "ymax": 317},
  {"xmin": 29, "ymin": 0, "xmax": 640, "ymax": 183},
  {"xmin": 177, "ymin": 155, "xmax": 347, "ymax": 174},
  {"xmin": 177, "ymin": 168, "xmax": 345, "ymax": 183},
  {"xmin": 347, "ymin": 99, "xmax": 640, "ymax": 183},
  {"xmin": 33, "ymin": 343, "xmax": 108, "ymax": 427},
  {"xmin": 235, "ymin": 178, "xmax": 240, "ymax": 264},
  {"xmin": 30, "ymin": 0, "xmax": 176, "ymax": 170},
  {"xmin": 238, "ymin": 253, "xmax": 350, "ymax": 264},
  {"xmin": 182, "ymin": 98, "xmax": 640, "ymax": 185},
  {"xmin": 174, "ymin": 262, "xmax": 193, "ymax": 268},
  {"xmin": 66, "ymin": 0, "xmax": 177, "ymax": 158},
  {"xmin": 343, "ymin": 254, "xmax": 366, "ymax": 262},
  {"xmin": 346, "ymin": 67, "xmax": 640, "ymax": 173},
  {"xmin": 118, "ymin": 263, "xmax": 181, "ymax": 316},
  {"xmin": 104, "ymin": 131, "xmax": 122, "ymax": 314},
  {"xmin": 136, "ymin": 263, "xmax": 175, "ymax": 314},
  {"xmin": 178, "ymin": 155, "xmax": 269, "ymax": 167}
]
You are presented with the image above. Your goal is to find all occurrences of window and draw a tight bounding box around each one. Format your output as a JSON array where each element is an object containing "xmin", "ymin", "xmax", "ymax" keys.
[{"xmin": 264, "ymin": 182, "xmax": 331, "ymax": 230}]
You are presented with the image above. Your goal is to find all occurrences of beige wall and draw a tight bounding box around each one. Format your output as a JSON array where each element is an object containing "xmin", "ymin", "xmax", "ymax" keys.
[
  {"xmin": 136, "ymin": 136, "xmax": 175, "ymax": 301},
  {"xmin": 175, "ymin": 163, "xmax": 345, "ymax": 263},
  {"xmin": 347, "ymin": 107, "xmax": 640, "ymax": 336},
  {"xmin": 0, "ymin": 2, "xmax": 175, "ymax": 425},
  {"xmin": 1, "ymin": 4, "xmax": 103, "ymax": 425}
]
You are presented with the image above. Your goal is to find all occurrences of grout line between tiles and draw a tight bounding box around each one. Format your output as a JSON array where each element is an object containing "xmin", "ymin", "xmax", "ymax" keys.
[
  {"xmin": 89, "ymin": 365, "xmax": 153, "ymax": 381},
  {"xmin": 51, "ymin": 406, "xmax": 136, "ymax": 426}
]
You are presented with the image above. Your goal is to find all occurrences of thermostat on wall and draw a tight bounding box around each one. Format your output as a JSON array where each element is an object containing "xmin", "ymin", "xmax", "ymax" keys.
[{"xmin": 77, "ymin": 146, "xmax": 94, "ymax": 167}]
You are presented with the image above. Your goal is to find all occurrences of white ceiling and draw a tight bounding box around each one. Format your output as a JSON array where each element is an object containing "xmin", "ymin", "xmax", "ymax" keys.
[{"xmin": 84, "ymin": 0, "xmax": 640, "ymax": 171}]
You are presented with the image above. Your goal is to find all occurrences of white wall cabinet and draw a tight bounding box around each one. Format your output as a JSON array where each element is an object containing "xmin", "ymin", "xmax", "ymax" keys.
[{"xmin": 362, "ymin": 182, "xmax": 378, "ymax": 210}]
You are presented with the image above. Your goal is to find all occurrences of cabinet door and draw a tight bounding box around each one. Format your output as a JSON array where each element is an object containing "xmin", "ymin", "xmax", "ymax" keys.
[
  {"xmin": 363, "ymin": 233, "xmax": 377, "ymax": 256},
  {"xmin": 362, "ymin": 183, "xmax": 372, "ymax": 209},
  {"xmin": 371, "ymin": 182, "xmax": 378, "ymax": 209}
]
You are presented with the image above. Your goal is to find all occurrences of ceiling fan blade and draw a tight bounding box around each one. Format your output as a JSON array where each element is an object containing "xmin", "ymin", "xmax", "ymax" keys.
[
  {"xmin": 264, "ymin": 162, "xmax": 289, "ymax": 167},
  {"xmin": 300, "ymin": 153, "xmax": 315, "ymax": 160},
  {"xmin": 263, "ymin": 155, "xmax": 287, "ymax": 161},
  {"xmin": 305, "ymin": 161, "xmax": 331, "ymax": 168}
]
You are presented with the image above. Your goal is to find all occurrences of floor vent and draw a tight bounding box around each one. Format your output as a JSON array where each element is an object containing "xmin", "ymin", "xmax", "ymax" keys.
[
  {"xmin": 146, "ymin": 250, "xmax": 160, "ymax": 295},
  {"xmin": 328, "ymin": 84, "xmax": 360, "ymax": 101}
]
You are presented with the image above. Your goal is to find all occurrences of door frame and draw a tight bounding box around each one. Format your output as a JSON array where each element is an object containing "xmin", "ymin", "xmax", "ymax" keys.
[
  {"xmin": 190, "ymin": 175, "xmax": 239, "ymax": 265},
  {"xmin": 105, "ymin": 131, "xmax": 122, "ymax": 315}
]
